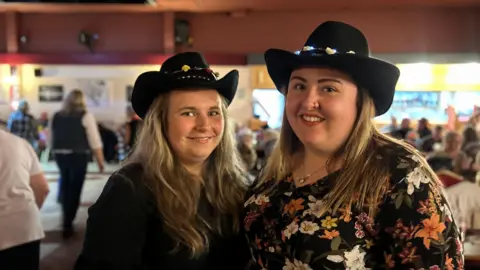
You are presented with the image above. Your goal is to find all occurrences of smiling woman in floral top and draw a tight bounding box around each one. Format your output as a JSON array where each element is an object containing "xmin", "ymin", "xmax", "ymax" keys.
[{"xmin": 243, "ymin": 21, "xmax": 463, "ymax": 269}]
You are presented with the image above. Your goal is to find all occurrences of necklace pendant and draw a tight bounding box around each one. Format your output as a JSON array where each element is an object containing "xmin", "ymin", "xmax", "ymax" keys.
[{"xmin": 298, "ymin": 178, "xmax": 306, "ymax": 184}]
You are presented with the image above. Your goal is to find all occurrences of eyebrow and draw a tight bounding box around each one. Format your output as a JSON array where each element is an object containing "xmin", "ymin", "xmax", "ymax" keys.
[
  {"xmin": 177, "ymin": 106, "xmax": 220, "ymax": 112},
  {"xmin": 290, "ymin": 76, "xmax": 343, "ymax": 84}
]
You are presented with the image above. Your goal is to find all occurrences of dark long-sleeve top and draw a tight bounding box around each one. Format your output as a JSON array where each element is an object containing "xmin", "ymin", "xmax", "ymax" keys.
[{"xmin": 75, "ymin": 163, "xmax": 250, "ymax": 270}]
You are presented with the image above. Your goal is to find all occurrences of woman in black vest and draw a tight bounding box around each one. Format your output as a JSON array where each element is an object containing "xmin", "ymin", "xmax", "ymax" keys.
[
  {"xmin": 49, "ymin": 89, "xmax": 105, "ymax": 239},
  {"xmin": 75, "ymin": 52, "xmax": 250, "ymax": 270}
]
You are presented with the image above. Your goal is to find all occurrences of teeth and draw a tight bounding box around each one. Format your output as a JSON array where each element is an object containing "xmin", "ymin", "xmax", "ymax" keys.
[{"xmin": 301, "ymin": 115, "xmax": 323, "ymax": 122}]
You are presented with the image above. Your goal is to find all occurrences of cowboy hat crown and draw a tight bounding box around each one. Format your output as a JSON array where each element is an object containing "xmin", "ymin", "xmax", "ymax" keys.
[
  {"xmin": 265, "ymin": 21, "xmax": 400, "ymax": 116},
  {"xmin": 131, "ymin": 52, "xmax": 238, "ymax": 119}
]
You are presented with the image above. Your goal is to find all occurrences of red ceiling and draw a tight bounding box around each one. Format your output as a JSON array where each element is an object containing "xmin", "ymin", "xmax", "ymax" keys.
[
  {"xmin": 157, "ymin": 0, "xmax": 480, "ymax": 12},
  {"xmin": 0, "ymin": 0, "xmax": 478, "ymax": 13}
]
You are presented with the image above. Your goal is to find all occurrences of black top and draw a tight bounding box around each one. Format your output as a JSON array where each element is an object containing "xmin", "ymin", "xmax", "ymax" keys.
[
  {"xmin": 75, "ymin": 164, "xmax": 250, "ymax": 270},
  {"xmin": 51, "ymin": 111, "xmax": 90, "ymax": 153},
  {"xmin": 243, "ymin": 144, "xmax": 463, "ymax": 269}
]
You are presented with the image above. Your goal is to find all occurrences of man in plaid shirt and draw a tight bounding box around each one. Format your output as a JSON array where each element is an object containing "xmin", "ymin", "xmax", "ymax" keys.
[{"xmin": 7, "ymin": 100, "xmax": 39, "ymax": 147}]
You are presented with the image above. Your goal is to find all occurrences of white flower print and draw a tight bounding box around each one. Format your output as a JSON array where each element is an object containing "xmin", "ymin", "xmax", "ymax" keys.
[
  {"xmin": 301, "ymin": 195, "xmax": 325, "ymax": 218},
  {"xmin": 255, "ymin": 194, "xmax": 270, "ymax": 205},
  {"xmin": 327, "ymin": 255, "xmax": 344, "ymax": 263},
  {"xmin": 441, "ymin": 204, "xmax": 453, "ymax": 222},
  {"xmin": 344, "ymin": 245, "xmax": 368, "ymax": 270},
  {"xmin": 283, "ymin": 221, "xmax": 299, "ymax": 239},
  {"xmin": 283, "ymin": 258, "xmax": 313, "ymax": 270},
  {"xmin": 410, "ymin": 154, "xmax": 422, "ymax": 163},
  {"xmin": 299, "ymin": 221, "xmax": 320, "ymax": 235},
  {"xmin": 406, "ymin": 166, "xmax": 430, "ymax": 195},
  {"xmin": 302, "ymin": 200, "xmax": 325, "ymax": 218}
]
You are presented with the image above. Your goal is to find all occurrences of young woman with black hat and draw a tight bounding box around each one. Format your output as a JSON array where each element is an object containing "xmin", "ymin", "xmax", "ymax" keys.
[
  {"xmin": 75, "ymin": 52, "xmax": 250, "ymax": 270},
  {"xmin": 243, "ymin": 21, "xmax": 463, "ymax": 269}
]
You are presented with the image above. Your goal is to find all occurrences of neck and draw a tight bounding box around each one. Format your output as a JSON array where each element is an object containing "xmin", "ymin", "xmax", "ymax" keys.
[
  {"xmin": 295, "ymin": 148, "xmax": 343, "ymax": 179},
  {"xmin": 183, "ymin": 162, "xmax": 205, "ymax": 177},
  {"xmin": 301, "ymin": 148, "xmax": 329, "ymax": 171}
]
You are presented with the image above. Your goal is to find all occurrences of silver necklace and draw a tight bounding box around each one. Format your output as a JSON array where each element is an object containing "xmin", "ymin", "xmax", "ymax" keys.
[{"xmin": 295, "ymin": 165, "xmax": 326, "ymax": 184}]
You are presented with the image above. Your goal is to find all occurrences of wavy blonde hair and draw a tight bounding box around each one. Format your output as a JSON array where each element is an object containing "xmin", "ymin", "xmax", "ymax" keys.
[
  {"xmin": 127, "ymin": 93, "xmax": 247, "ymax": 257},
  {"xmin": 62, "ymin": 89, "xmax": 87, "ymax": 113},
  {"xmin": 259, "ymin": 87, "xmax": 441, "ymax": 217}
]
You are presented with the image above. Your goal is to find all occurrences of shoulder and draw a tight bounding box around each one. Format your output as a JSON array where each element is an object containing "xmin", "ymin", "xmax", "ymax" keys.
[
  {"xmin": 0, "ymin": 129, "xmax": 17, "ymax": 142},
  {"xmin": 82, "ymin": 112, "xmax": 96, "ymax": 121},
  {"xmin": 0, "ymin": 130, "xmax": 28, "ymax": 149},
  {"xmin": 377, "ymin": 143, "xmax": 447, "ymax": 216},
  {"xmin": 91, "ymin": 163, "xmax": 153, "ymax": 214},
  {"xmin": 380, "ymin": 143, "xmax": 433, "ymax": 187},
  {"xmin": 108, "ymin": 163, "xmax": 146, "ymax": 190},
  {"xmin": 101, "ymin": 163, "xmax": 148, "ymax": 200}
]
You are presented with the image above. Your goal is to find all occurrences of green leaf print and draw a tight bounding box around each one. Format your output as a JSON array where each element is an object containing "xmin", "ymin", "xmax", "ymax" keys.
[
  {"xmin": 403, "ymin": 194, "xmax": 413, "ymax": 208},
  {"xmin": 331, "ymin": 237, "xmax": 341, "ymax": 250},
  {"xmin": 395, "ymin": 193, "xmax": 403, "ymax": 209}
]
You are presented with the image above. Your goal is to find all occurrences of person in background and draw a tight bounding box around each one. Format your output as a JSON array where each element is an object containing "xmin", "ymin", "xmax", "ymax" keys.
[
  {"xmin": 262, "ymin": 128, "xmax": 279, "ymax": 160},
  {"xmin": 49, "ymin": 89, "xmax": 104, "ymax": 239},
  {"xmin": 431, "ymin": 125, "xmax": 444, "ymax": 150},
  {"xmin": 237, "ymin": 128, "xmax": 257, "ymax": 171},
  {"xmin": 390, "ymin": 117, "xmax": 411, "ymax": 139},
  {"xmin": 417, "ymin": 117, "xmax": 432, "ymax": 139},
  {"xmin": 7, "ymin": 100, "xmax": 39, "ymax": 147},
  {"xmin": 0, "ymin": 129, "xmax": 49, "ymax": 270},
  {"xmin": 244, "ymin": 21, "xmax": 462, "ymax": 269},
  {"xmin": 38, "ymin": 112, "xmax": 49, "ymax": 129},
  {"xmin": 123, "ymin": 106, "xmax": 141, "ymax": 152},
  {"xmin": 379, "ymin": 115, "xmax": 397, "ymax": 134},
  {"xmin": 426, "ymin": 131, "xmax": 462, "ymax": 172},
  {"xmin": 467, "ymin": 112, "xmax": 480, "ymax": 134},
  {"xmin": 37, "ymin": 112, "xmax": 50, "ymax": 160},
  {"xmin": 248, "ymin": 114, "xmax": 267, "ymax": 132},
  {"xmin": 458, "ymin": 126, "xmax": 480, "ymax": 182},
  {"xmin": 75, "ymin": 52, "xmax": 249, "ymax": 270}
]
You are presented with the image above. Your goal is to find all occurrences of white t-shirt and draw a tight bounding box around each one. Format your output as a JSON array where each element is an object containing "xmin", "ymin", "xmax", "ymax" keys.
[{"xmin": 0, "ymin": 129, "xmax": 45, "ymax": 250}]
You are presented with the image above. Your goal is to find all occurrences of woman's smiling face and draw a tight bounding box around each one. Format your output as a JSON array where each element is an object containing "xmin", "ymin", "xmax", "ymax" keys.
[{"xmin": 285, "ymin": 67, "xmax": 358, "ymax": 155}]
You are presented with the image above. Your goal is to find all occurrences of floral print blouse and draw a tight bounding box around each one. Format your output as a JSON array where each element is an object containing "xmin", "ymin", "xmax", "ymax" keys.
[{"xmin": 243, "ymin": 146, "xmax": 464, "ymax": 269}]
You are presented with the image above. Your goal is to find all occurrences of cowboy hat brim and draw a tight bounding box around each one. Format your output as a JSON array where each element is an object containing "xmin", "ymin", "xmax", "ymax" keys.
[
  {"xmin": 131, "ymin": 69, "xmax": 239, "ymax": 119},
  {"xmin": 264, "ymin": 48, "xmax": 400, "ymax": 116}
]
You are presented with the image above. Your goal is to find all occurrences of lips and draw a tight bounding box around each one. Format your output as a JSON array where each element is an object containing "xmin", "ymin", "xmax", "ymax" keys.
[
  {"xmin": 187, "ymin": 136, "xmax": 216, "ymax": 143},
  {"xmin": 187, "ymin": 136, "xmax": 215, "ymax": 139},
  {"xmin": 300, "ymin": 113, "xmax": 325, "ymax": 123}
]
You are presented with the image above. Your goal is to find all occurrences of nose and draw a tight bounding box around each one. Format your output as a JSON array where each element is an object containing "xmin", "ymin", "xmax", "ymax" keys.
[
  {"xmin": 195, "ymin": 114, "xmax": 210, "ymax": 131},
  {"xmin": 300, "ymin": 86, "xmax": 320, "ymax": 110}
]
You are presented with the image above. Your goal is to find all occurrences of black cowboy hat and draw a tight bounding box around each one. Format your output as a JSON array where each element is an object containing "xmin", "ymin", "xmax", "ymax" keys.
[
  {"xmin": 131, "ymin": 52, "xmax": 239, "ymax": 119},
  {"xmin": 264, "ymin": 21, "xmax": 400, "ymax": 116}
]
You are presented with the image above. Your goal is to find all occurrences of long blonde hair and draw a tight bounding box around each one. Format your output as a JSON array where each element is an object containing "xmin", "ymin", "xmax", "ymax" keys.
[
  {"xmin": 127, "ymin": 93, "xmax": 247, "ymax": 257},
  {"xmin": 259, "ymin": 87, "xmax": 441, "ymax": 217},
  {"xmin": 62, "ymin": 89, "xmax": 87, "ymax": 113}
]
